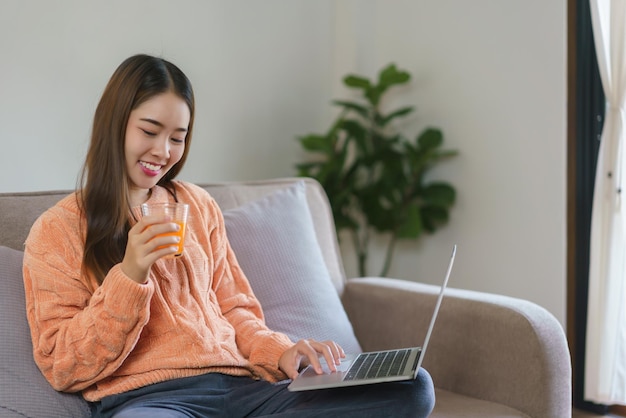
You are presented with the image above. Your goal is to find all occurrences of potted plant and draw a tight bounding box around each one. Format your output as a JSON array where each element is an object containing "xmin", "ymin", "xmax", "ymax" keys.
[{"xmin": 296, "ymin": 64, "xmax": 457, "ymax": 277}]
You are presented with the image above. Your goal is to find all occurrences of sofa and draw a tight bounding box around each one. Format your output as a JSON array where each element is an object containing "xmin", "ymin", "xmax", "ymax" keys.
[{"xmin": 0, "ymin": 177, "xmax": 571, "ymax": 417}]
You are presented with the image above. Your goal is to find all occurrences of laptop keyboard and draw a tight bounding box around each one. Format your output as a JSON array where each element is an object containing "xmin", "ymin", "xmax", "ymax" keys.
[{"xmin": 344, "ymin": 349, "xmax": 412, "ymax": 381}]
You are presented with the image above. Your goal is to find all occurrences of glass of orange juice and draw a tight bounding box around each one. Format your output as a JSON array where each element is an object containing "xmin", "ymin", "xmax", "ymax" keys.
[{"xmin": 140, "ymin": 202, "xmax": 189, "ymax": 257}]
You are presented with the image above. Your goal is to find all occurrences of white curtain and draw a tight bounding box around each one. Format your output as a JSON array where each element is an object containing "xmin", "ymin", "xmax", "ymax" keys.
[{"xmin": 585, "ymin": 0, "xmax": 626, "ymax": 405}]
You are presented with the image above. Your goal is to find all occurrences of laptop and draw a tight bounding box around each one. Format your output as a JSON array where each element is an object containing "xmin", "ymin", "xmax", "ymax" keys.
[{"xmin": 287, "ymin": 244, "xmax": 456, "ymax": 392}]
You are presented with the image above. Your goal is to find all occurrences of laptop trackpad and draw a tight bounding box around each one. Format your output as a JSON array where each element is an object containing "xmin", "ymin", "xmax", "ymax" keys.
[{"xmin": 300, "ymin": 353, "xmax": 356, "ymax": 376}]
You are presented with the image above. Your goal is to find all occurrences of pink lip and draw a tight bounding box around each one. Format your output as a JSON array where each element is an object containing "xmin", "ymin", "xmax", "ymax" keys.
[{"xmin": 139, "ymin": 162, "xmax": 161, "ymax": 177}]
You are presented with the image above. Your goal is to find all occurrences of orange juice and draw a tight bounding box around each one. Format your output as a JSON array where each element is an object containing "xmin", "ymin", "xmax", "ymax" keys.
[
  {"xmin": 159, "ymin": 220, "xmax": 186, "ymax": 257},
  {"xmin": 140, "ymin": 203, "xmax": 189, "ymax": 258}
]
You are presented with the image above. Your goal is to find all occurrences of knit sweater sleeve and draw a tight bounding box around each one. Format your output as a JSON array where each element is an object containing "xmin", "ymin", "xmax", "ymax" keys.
[
  {"xmin": 22, "ymin": 199, "xmax": 154, "ymax": 393},
  {"xmin": 188, "ymin": 185, "xmax": 293, "ymax": 382}
]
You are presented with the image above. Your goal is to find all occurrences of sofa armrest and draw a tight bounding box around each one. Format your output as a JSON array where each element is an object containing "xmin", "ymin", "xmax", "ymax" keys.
[{"xmin": 341, "ymin": 277, "xmax": 571, "ymax": 418}]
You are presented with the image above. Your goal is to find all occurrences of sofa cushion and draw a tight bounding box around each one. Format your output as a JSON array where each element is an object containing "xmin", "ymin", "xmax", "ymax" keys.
[
  {"xmin": 432, "ymin": 389, "xmax": 530, "ymax": 418},
  {"xmin": 0, "ymin": 246, "xmax": 90, "ymax": 418},
  {"xmin": 223, "ymin": 181, "xmax": 362, "ymax": 354}
]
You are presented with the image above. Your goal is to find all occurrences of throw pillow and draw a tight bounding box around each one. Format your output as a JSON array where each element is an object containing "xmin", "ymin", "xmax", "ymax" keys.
[
  {"xmin": 223, "ymin": 181, "xmax": 362, "ymax": 354},
  {"xmin": 0, "ymin": 246, "xmax": 90, "ymax": 418}
]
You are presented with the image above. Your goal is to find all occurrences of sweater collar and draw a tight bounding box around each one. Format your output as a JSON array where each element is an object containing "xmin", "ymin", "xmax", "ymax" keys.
[{"xmin": 129, "ymin": 185, "xmax": 173, "ymax": 223}]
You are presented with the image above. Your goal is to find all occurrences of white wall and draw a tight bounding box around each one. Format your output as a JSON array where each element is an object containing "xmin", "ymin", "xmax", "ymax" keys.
[
  {"xmin": 0, "ymin": 0, "xmax": 336, "ymax": 190},
  {"xmin": 0, "ymin": 1, "xmax": 567, "ymax": 325}
]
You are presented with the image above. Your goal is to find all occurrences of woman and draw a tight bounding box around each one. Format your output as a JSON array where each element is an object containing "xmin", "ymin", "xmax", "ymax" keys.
[{"xmin": 23, "ymin": 54, "xmax": 435, "ymax": 417}]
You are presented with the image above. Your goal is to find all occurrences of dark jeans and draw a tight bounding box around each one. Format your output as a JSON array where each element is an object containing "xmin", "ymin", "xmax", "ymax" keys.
[{"xmin": 90, "ymin": 370, "xmax": 435, "ymax": 418}]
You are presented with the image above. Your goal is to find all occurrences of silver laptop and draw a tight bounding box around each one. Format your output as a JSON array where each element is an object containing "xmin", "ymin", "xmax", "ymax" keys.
[{"xmin": 288, "ymin": 245, "xmax": 456, "ymax": 392}]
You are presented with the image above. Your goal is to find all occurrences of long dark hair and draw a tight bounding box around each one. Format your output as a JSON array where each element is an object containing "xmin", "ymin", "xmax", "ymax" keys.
[{"xmin": 79, "ymin": 54, "xmax": 195, "ymax": 285}]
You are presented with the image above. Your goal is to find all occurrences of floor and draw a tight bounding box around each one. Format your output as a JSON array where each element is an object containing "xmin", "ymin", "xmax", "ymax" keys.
[{"xmin": 573, "ymin": 408, "xmax": 620, "ymax": 417}]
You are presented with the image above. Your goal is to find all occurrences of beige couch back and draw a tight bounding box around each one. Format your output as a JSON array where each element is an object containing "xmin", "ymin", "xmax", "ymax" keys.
[{"xmin": 0, "ymin": 177, "xmax": 347, "ymax": 293}]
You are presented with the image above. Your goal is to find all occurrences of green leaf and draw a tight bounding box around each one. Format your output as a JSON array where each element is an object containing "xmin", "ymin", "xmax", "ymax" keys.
[
  {"xmin": 433, "ymin": 150, "xmax": 459, "ymax": 159},
  {"xmin": 344, "ymin": 75, "xmax": 371, "ymax": 90},
  {"xmin": 315, "ymin": 152, "xmax": 349, "ymax": 184},
  {"xmin": 333, "ymin": 100, "xmax": 369, "ymax": 119},
  {"xmin": 356, "ymin": 188, "xmax": 388, "ymax": 230},
  {"xmin": 325, "ymin": 113, "xmax": 347, "ymax": 138},
  {"xmin": 421, "ymin": 206, "xmax": 449, "ymax": 233},
  {"xmin": 365, "ymin": 86, "xmax": 383, "ymax": 106},
  {"xmin": 299, "ymin": 134, "xmax": 334, "ymax": 153},
  {"xmin": 378, "ymin": 64, "xmax": 411, "ymax": 89},
  {"xmin": 422, "ymin": 183, "xmax": 456, "ymax": 206},
  {"xmin": 341, "ymin": 119, "xmax": 368, "ymax": 154},
  {"xmin": 295, "ymin": 161, "xmax": 319, "ymax": 172},
  {"xmin": 380, "ymin": 106, "xmax": 414, "ymax": 126},
  {"xmin": 417, "ymin": 128, "xmax": 443, "ymax": 149},
  {"xmin": 396, "ymin": 204, "xmax": 422, "ymax": 239},
  {"xmin": 295, "ymin": 162, "xmax": 315, "ymax": 177}
]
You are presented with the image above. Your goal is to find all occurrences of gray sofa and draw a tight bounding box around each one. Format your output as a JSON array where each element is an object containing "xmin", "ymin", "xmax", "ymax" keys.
[{"xmin": 0, "ymin": 177, "xmax": 571, "ymax": 417}]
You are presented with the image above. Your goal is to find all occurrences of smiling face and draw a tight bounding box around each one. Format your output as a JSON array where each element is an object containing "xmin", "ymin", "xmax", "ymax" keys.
[{"xmin": 124, "ymin": 91, "xmax": 191, "ymax": 206}]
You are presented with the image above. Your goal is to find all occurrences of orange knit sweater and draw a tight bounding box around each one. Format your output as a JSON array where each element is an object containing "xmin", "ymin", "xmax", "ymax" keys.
[{"xmin": 22, "ymin": 181, "xmax": 293, "ymax": 402}]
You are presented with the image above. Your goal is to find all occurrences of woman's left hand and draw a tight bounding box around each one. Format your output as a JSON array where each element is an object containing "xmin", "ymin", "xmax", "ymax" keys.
[{"xmin": 278, "ymin": 339, "xmax": 345, "ymax": 380}]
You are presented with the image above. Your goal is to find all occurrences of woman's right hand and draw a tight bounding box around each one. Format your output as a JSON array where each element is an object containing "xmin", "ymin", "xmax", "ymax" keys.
[{"xmin": 121, "ymin": 215, "xmax": 180, "ymax": 283}]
